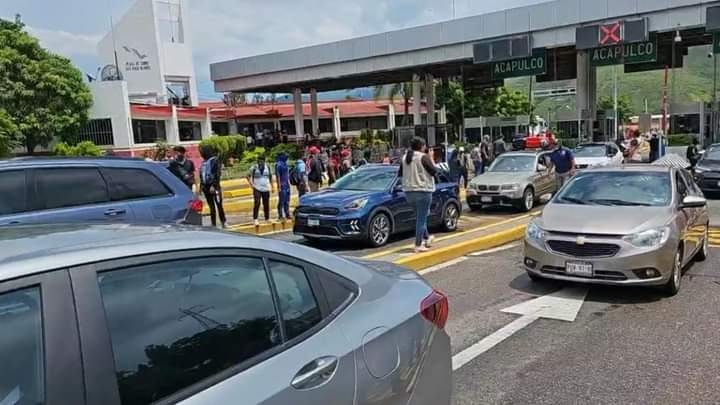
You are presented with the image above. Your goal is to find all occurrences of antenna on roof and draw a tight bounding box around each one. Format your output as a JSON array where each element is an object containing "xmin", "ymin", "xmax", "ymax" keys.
[{"xmin": 107, "ymin": 0, "xmax": 121, "ymax": 80}]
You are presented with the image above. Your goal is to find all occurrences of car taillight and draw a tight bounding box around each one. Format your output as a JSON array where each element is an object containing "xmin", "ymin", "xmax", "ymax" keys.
[
  {"xmin": 420, "ymin": 289, "xmax": 449, "ymax": 329},
  {"xmin": 189, "ymin": 199, "xmax": 203, "ymax": 213}
]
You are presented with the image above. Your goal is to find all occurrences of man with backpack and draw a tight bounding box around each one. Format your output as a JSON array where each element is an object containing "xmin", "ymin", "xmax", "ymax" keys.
[
  {"xmin": 168, "ymin": 145, "xmax": 195, "ymax": 189},
  {"xmin": 290, "ymin": 158, "xmax": 308, "ymax": 197},
  {"xmin": 307, "ymin": 147, "xmax": 324, "ymax": 192},
  {"xmin": 248, "ymin": 155, "xmax": 273, "ymax": 226},
  {"xmin": 199, "ymin": 146, "xmax": 227, "ymax": 228},
  {"xmin": 275, "ymin": 153, "xmax": 291, "ymax": 221}
]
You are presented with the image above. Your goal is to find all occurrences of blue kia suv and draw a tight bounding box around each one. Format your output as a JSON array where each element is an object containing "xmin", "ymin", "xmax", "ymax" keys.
[
  {"xmin": 293, "ymin": 164, "xmax": 461, "ymax": 246},
  {"xmin": 0, "ymin": 157, "xmax": 202, "ymax": 226}
]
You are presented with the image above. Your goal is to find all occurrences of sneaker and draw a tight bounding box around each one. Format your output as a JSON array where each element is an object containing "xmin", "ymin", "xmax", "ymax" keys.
[
  {"xmin": 414, "ymin": 246, "xmax": 430, "ymax": 253},
  {"xmin": 424, "ymin": 235, "xmax": 435, "ymax": 248},
  {"xmin": 221, "ymin": 222, "xmax": 228, "ymax": 229},
  {"xmin": 254, "ymin": 219, "xmax": 260, "ymax": 226}
]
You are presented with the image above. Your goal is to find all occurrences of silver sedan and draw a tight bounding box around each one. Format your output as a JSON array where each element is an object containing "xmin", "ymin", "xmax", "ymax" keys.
[{"xmin": 0, "ymin": 224, "xmax": 451, "ymax": 405}]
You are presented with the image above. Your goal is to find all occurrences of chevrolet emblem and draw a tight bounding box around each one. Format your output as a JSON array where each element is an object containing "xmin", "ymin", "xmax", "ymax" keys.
[{"xmin": 576, "ymin": 236, "xmax": 586, "ymax": 245}]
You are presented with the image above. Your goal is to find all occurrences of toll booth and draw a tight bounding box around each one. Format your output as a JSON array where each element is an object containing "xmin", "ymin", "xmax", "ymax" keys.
[{"xmin": 464, "ymin": 116, "xmax": 532, "ymax": 143}]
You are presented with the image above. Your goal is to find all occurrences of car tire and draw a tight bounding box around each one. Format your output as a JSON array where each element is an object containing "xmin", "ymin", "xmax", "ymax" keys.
[
  {"xmin": 517, "ymin": 187, "xmax": 535, "ymax": 212},
  {"xmin": 696, "ymin": 226, "xmax": 709, "ymax": 262},
  {"xmin": 367, "ymin": 212, "xmax": 391, "ymax": 247},
  {"xmin": 664, "ymin": 248, "xmax": 683, "ymax": 296},
  {"xmin": 442, "ymin": 202, "xmax": 460, "ymax": 232}
]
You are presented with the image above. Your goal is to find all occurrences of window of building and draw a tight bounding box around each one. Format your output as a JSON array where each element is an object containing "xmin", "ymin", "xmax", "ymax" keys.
[
  {"xmin": 166, "ymin": 79, "xmax": 190, "ymax": 106},
  {"xmin": 77, "ymin": 118, "xmax": 114, "ymax": 146},
  {"xmin": 36, "ymin": 168, "xmax": 109, "ymax": 209},
  {"xmin": 267, "ymin": 260, "xmax": 322, "ymax": 340},
  {"xmin": 178, "ymin": 121, "xmax": 202, "ymax": 141},
  {"xmin": 0, "ymin": 170, "xmax": 28, "ymax": 216},
  {"xmin": 97, "ymin": 257, "xmax": 280, "ymax": 405},
  {"xmin": 100, "ymin": 168, "xmax": 172, "ymax": 201},
  {"xmin": 157, "ymin": 1, "xmax": 184, "ymax": 43},
  {"xmin": 132, "ymin": 119, "xmax": 167, "ymax": 144},
  {"xmin": 0, "ymin": 287, "xmax": 44, "ymax": 405},
  {"xmin": 211, "ymin": 122, "xmax": 229, "ymax": 136}
]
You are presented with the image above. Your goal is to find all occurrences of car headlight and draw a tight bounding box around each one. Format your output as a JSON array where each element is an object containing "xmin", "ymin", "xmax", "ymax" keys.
[
  {"xmin": 525, "ymin": 221, "xmax": 546, "ymax": 240},
  {"xmin": 501, "ymin": 184, "xmax": 520, "ymax": 191},
  {"xmin": 694, "ymin": 166, "xmax": 706, "ymax": 174},
  {"xmin": 344, "ymin": 198, "xmax": 369, "ymax": 210},
  {"xmin": 468, "ymin": 183, "xmax": 478, "ymax": 190},
  {"xmin": 622, "ymin": 226, "xmax": 670, "ymax": 248}
]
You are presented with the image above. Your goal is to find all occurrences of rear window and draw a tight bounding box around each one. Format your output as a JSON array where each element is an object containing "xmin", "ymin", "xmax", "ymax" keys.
[
  {"xmin": 0, "ymin": 170, "xmax": 28, "ymax": 215},
  {"xmin": 101, "ymin": 168, "xmax": 172, "ymax": 201},
  {"xmin": 36, "ymin": 168, "xmax": 109, "ymax": 209}
]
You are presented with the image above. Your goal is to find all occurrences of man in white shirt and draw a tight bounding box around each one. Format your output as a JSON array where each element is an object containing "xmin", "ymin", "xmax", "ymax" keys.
[{"xmin": 248, "ymin": 155, "xmax": 273, "ymax": 225}]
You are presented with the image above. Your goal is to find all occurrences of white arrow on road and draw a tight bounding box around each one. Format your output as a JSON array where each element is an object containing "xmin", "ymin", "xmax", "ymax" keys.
[{"xmin": 452, "ymin": 286, "xmax": 588, "ymax": 371}]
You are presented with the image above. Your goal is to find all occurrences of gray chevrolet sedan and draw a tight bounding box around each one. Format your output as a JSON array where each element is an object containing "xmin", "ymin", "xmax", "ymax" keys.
[
  {"xmin": 0, "ymin": 224, "xmax": 450, "ymax": 405},
  {"xmin": 524, "ymin": 165, "xmax": 709, "ymax": 295}
]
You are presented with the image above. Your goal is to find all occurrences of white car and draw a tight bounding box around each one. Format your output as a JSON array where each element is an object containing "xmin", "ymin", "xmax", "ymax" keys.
[{"xmin": 573, "ymin": 142, "xmax": 624, "ymax": 169}]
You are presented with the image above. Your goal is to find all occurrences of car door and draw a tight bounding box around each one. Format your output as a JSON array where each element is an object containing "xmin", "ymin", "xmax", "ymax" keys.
[
  {"xmin": 387, "ymin": 179, "xmax": 415, "ymax": 231},
  {"xmin": 15, "ymin": 167, "xmax": 134, "ymax": 225},
  {"xmin": 0, "ymin": 169, "xmax": 30, "ymax": 225},
  {"xmin": 431, "ymin": 172, "xmax": 454, "ymax": 219},
  {"xmin": 675, "ymin": 171, "xmax": 697, "ymax": 261},
  {"xmin": 0, "ymin": 270, "xmax": 83, "ymax": 405},
  {"xmin": 535, "ymin": 153, "xmax": 554, "ymax": 195},
  {"xmin": 680, "ymin": 168, "xmax": 709, "ymax": 254},
  {"xmin": 100, "ymin": 167, "xmax": 180, "ymax": 223},
  {"xmin": 71, "ymin": 250, "xmax": 357, "ymax": 405}
]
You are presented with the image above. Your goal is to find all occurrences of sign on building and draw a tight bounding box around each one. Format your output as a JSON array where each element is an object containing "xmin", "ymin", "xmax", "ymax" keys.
[
  {"xmin": 491, "ymin": 50, "xmax": 546, "ymax": 80},
  {"xmin": 590, "ymin": 41, "xmax": 656, "ymax": 66}
]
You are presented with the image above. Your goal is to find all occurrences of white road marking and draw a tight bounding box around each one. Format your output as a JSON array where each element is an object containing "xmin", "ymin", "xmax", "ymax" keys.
[
  {"xmin": 451, "ymin": 286, "xmax": 589, "ymax": 371},
  {"xmin": 467, "ymin": 242, "xmax": 520, "ymax": 256},
  {"xmin": 419, "ymin": 257, "xmax": 468, "ymax": 275}
]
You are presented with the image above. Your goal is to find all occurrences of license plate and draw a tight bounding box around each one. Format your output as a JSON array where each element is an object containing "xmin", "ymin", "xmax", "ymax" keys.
[
  {"xmin": 307, "ymin": 218, "xmax": 320, "ymax": 227},
  {"xmin": 565, "ymin": 261, "xmax": 593, "ymax": 277},
  {"xmin": 481, "ymin": 196, "xmax": 493, "ymax": 203}
]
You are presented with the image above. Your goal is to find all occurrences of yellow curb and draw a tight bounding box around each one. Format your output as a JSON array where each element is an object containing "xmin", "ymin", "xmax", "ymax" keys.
[
  {"xmin": 221, "ymin": 178, "xmax": 250, "ymax": 190},
  {"xmin": 223, "ymin": 188, "xmax": 253, "ymax": 198},
  {"xmin": 228, "ymin": 220, "xmax": 294, "ymax": 235},
  {"xmin": 393, "ymin": 224, "xmax": 527, "ymax": 271}
]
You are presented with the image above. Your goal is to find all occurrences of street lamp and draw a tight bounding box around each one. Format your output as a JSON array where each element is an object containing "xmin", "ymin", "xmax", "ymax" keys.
[{"xmin": 670, "ymin": 29, "xmax": 682, "ymax": 135}]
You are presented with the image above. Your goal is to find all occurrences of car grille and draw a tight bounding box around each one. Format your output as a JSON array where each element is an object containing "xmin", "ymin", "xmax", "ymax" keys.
[
  {"xmin": 488, "ymin": 185, "xmax": 500, "ymax": 191},
  {"xmin": 294, "ymin": 225, "xmax": 340, "ymax": 236},
  {"xmin": 546, "ymin": 240, "xmax": 620, "ymax": 257},
  {"xmin": 295, "ymin": 206, "xmax": 340, "ymax": 216},
  {"xmin": 576, "ymin": 164, "xmax": 589, "ymax": 169},
  {"xmin": 541, "ymin": 266, "xmax": 627, "ymax": 281},
  {"xmin": 477, "ymin": 185, "xmax": 488, "ymax": 191}
]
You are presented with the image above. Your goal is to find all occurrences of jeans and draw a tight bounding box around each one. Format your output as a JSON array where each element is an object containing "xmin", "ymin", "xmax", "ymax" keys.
[
  {"xmin": 405, "ymin": 191, "xmax": 432, "ymax": 247},
  {"xmin": 203, "ymin": 187, "xmax": 226, "ymax": 227},
  {"xmin": 253, "ymin": 189, "xmax": 270, "ymax": 220},
  {"xmin": 278, "ymin": 188, "xmax": 291, "ymax": 219},
  {"xmin": 555, "ymin": 171, "xmax": 572, "ymax": 189},
  {"xmin": 473, "ymin": 160, "xmax": 483, "ymax": 176}
]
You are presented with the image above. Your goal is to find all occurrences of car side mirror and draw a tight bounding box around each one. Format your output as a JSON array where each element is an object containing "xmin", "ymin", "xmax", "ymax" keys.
[
  {"xmin": 537, "ymin": 164, "xmax": 547, "ymax": 172},
  {"xmin": 393, "ymin": 183, "xmax": 403, "ymax": 193},
  {"xmin": 680, "ymin": 195, "xmax": 706, "ymax": 209}
]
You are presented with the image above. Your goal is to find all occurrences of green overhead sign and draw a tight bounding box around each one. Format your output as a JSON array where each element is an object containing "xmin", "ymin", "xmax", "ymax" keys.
[
  {"xmin": 590, "ymin": 41, "xmax": 656, "ymax": 66},
  {"xmin": 491, "ymin": 50, "xmax": 547, "ymax": 80}
]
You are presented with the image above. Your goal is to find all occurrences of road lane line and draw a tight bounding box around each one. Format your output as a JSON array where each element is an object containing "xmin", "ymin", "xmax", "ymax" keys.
[
  {"xmin": 418, "ymin": 257, "xmax": 468, "ymax": 276},
  {"xmin": 452, "ymin": 315, "xmax": 539, "ymax": 371},
  {"xmin": 468, "ymin": 242, "xmax": 520, "ymax": 256}
]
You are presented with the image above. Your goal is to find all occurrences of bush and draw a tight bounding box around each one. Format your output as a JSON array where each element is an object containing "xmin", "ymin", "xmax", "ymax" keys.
[
  {"xmin": 269, "ymin": 143, "xmax": 301, "ymax": 162},
  {"xmin": 240, "ymin": 147, "xmax": 267, "ymax": 165},
  {"xmin": 53, "ymin": 141, "xmax": 103, "ymax": 157},
  {"xmin": 667, "ymin": 134, "xmax": 697, "ymax": 146},
  {"xmin": 199, "ymin": 136, "xmax": 231, "ymax": 163},
  {"xmin": 142, "ymin": 140, "xmax": 171, "ymax": 161},
  {"xmin": 226, "ymin": 134, "xmax": 247, "ymax": 159}
]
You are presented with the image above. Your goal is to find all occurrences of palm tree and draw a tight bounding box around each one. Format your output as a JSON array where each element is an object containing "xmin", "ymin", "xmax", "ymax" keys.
[{"xmin": 373, "ymin": 83, "xmax": 413, "ymax": 126}]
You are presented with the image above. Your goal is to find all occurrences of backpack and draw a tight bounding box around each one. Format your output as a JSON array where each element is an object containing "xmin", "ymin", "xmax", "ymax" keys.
[
  {"xmin": 200, "ymin": 157, "xmax": 216, "ymax": 185},
  {"xmin": 289, "ymin": 166, "xmax": 300, "ymax": 186}
]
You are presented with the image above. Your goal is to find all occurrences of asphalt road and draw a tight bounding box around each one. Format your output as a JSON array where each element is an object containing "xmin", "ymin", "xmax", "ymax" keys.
[{"xmin": 424, "ymin": 244, "xmax": 720, "ymax": 404}]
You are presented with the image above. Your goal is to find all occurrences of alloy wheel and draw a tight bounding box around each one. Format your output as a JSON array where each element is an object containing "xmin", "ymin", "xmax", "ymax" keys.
[
  {"xmin": 445, "ymin": 204, "xmax": 459, "ymax": 231},
  {"xmin": 371, "ymin": 214, "xmax": 390, "ymax": 246},
  {"xmin": 524, "ymin": 188, "xmax": 534, "ymax": 211},
  {"xmin": 673, "ymin": 251, "xmax": 681, "ymax": 291}
]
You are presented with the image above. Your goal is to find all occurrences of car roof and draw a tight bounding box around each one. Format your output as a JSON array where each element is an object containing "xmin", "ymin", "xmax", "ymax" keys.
[
  {"xmin": 581, "ymin": 164, "xmax": 673, "ymax": 173},
  {"xmin": 0, "ymin": 156, "xmax": 161, "ymax": 170},
  {"xmin": 0, "ymin": 224, "xmax": 371, "ymax": 282},
  {"xmin": 577, "ymin": 142, "xmax": 611, "ymax": 147},
  {"xmin": 498, "ymin": 150, "xmax": 543, "ymax": 156}
]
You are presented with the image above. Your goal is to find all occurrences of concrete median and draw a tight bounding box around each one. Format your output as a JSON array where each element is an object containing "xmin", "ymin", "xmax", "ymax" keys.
[
  {"xmin": 393, "ymin": 224, "xmax": 527, "ymax": 271},
  {"xmin": 229, "ymin": 220, "xmax": 294, "ymax": 235}
]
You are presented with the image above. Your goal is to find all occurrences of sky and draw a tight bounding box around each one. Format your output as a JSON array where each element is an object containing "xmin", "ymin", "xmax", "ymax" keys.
[{"xmin": 0, "ymin": 0, "xmax": 550, "ymax": 100}]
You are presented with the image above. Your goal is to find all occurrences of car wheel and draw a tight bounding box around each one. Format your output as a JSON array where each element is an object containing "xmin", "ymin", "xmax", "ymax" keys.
[
  {"xmin": 664, "ymin": 248, "xmax": 683, "ymax": 296},
  {"xmin": 518, "ymin": 187, "xmax": 534, "ymax": 212},
  {"xmin": 696, "ymin": 226, "xmax": 709, "ymax": 262},
  {"xmin": 442, "ymin": 202, "xmax": 460, "ymax": 232},
  {"xmin": 368, "ymin": 212, "xmax": 391, "ymax": 247}
]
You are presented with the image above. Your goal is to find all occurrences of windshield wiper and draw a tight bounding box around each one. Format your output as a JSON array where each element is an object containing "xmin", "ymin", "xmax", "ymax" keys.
[
  {"xmin": 587, "ymin": 198, "xmax": 651, "ymax": 206},
  {"xmin": 558, "ymin": 197, "xmax": 587, "ymax": 205}
]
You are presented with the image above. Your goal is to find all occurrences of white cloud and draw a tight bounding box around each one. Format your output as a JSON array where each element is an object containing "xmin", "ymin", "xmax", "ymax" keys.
[{"xmin": 25, "ymin": 25, "xmax": 101, "ymax": 57}]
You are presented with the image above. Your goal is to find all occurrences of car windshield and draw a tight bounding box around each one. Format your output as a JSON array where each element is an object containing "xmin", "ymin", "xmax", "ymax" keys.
[
  {"xmin": 574, "ymin": 145, "xmax": 606, "ymax": 157},
  {"xmin": 555, "ymin": 171, "xmax": 671, "ymax": 206},
  {"xmin": 331, "ymin": 168, "xmax": 396, "ymax": 191},
  {"xmin": 488, "ymin": 155, "xmax": 535, "ymax": 172}
]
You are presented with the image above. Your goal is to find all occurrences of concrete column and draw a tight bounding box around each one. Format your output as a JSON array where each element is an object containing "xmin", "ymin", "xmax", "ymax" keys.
[
  {"xmin": 425, "ymin": 73, "xmax": 436, "ymax": 145},
  {"xmin": 310, "ymin": 88, "xmax": 319, "ymax": 136},
  {"xmin": 201, "ymin": 108, "xmax": 213, "ymax": 139},
  {"xmin": 228, "ymin": 119, "xmax": 238, "ymax": 135},
  {"xmin": 576, "ymin": 51, "xmax": 597, "ymax": 141},
  {"xmin": 292, "ymin": 88, "xmax": 304, "ymax": 138},
  {"xmin": 166, "ymin": 105, "xmax": 180, "ymax": 144},
  {"xmin": 412, "ymin": 74, "xmax": 422, "ymax": 125},
  {"xmin": 387, "ymin": 103, "xmax": 396, "ymax": 130}
]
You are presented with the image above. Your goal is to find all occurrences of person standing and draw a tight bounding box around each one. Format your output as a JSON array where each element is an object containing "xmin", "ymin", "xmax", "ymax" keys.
[
  {"xmin": 291, "ymin": 158, "xmax": 308, "ymax": 197},
  {"xmin": 547, "ymin": 140, "xmax": 576, "ymax": 189},
  {"xmin": 687, "ymin": 137, "xmax": 701, "ymax": 169},
  {"xmin": 398, "ymin": 137, "xmax": 437, "ymax": 253},
  {"xmin": 307, "ymin": 147, "xmax": 323, "ymax": 192},
  {"xmin": 275, "ymin": 153, "xmax": 291, "ymax": 221},
  {"xmin": 470, "ymin": 144, "xmax": 482, "ymax": 176},
  {"xmin": 199, "ymin": 146, "xmax": 227, "ymax": 228},
  {"xmin": 168, "ymin": 145, "xmax": 195, "ymax": 190},
  {"xmin": 493, "ymin": 135, "xmax": 507, "ymax": 157},
  {"xmin": 248, "ymin": 155, "xmax": 272, "ymax": 225},
  {"xmin": 338, "ymin": 149, "xmax": 353, "ymax": 178},
  {"xmin": 481, "ymin": 135, "xmax": 494, "ymax": 173}
]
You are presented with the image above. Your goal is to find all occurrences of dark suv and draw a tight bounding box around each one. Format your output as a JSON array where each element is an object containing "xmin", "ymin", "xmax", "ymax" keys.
[{"xmin": 0, "ymin": 157, "xmax": 202, "ymax": 226}]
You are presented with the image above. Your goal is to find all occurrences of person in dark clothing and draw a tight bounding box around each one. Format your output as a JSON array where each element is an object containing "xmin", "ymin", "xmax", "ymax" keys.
[
  {"xmin": 307, "ymin": 147, "xmax": 324, "ymax": 192},
  {"xmin": 493, "ymin": 135, "xmax": 507, "ymax": 157},
  {"xmin": 687, "ymin": 137, "xmax": 701, "ymax": 169},
  {"xmin": 448, "ymin": 149, "xmax": 462, "ymax": 184},
  {"xmin": 649, "ymin": 132, "xmax": 660, "ymax": 162},
  {"xmin": 199, "ymin": 146, "xmax": 227, "ymax": 228},
  {"xmin": 168, "ymin": 145, "xmax": 195, "ymax": 189}
]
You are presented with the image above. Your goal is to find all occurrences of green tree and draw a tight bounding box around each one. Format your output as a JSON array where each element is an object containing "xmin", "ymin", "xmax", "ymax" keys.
[
  {"xmin": 373, "ymin": 82, "xmax": 412, "ymax": 125},
  {"xmin": 0, "ymin": 108, "xmax": 16, "ymax": 157},
  {"xmin": 0, "ymin": 16, "xmax": 92, "ymax": 154},
  {"xmin": 598, "ymin": 94, "xmax": 634, "ymax": 124}
]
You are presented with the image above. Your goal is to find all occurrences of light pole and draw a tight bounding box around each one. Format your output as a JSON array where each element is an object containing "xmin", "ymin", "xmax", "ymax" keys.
[
  {"xmin": 452, "ymin": 0, "xmax": 456, "ymax": 19},
  {"xmin": 670, "ymin": 29, "xmax": 682, "ymax": 135},
  {"xmin": 613, "ymin": 64, "xmax": 618, "ymax": 141},
  {"xmin": 713, "ymin": 34, "xmax": 718, "ymax": 143}
]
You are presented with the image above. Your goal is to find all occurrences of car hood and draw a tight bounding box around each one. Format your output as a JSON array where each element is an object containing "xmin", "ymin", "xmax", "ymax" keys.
[
  {"xmin": 471, "ymin": 171, "xmax": 531, "ymax": 185},
  {"xmin": 697, "ymin": 159, "xmax": 720, "ymax": 171},
  {"xmin": 575, "ymin": 156, "xmax": 611, "ymax": 166},
  {"xmin": 537, "ymin": 203, "xmax": 673, "ymax": 235},
  {"xmin": 298, "ymin": 188, "xmax": 379, "ymax": 207}
]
